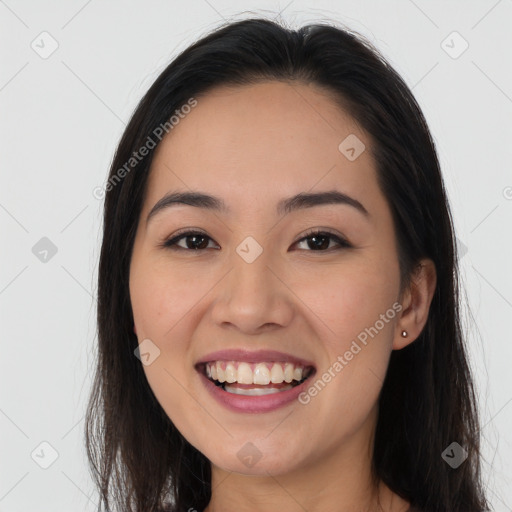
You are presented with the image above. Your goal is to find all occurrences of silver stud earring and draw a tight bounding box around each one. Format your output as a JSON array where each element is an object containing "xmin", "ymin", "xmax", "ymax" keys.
[{"xmin": 401, "ymin": 330, "xmax": 408, "ymax": 337}]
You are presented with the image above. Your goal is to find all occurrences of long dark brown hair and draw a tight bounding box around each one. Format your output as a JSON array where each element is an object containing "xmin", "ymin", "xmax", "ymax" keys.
[{"xmin": 85, "ymin": 17, "xmax": 489, "ymax": 512}]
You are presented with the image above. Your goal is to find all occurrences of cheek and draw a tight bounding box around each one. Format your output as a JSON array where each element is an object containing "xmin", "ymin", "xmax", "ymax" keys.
[
  {"xmin": 131, "ymin": 274, "xmax": 211, "ymax": 447},
  {"xmin": 141, "ymin": 359, "xmax": 219, "ymax": 456},
  {"xmin": 289, "ymin": 258, "xmax": 400, "ymax": 345},
  {"xmin": 288, "ymin": 257, "xmax": 400, "ymax": 412},
  {"xmin": 130, "ymin": 258, "xmax": 219, "ymax": 428},
  {"xmin": 130, "ymin": 258, "xmax": 215, "ymax": 336}
]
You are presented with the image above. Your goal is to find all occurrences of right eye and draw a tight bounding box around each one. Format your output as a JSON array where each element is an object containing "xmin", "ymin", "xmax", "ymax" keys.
[{"xmin": 161, "ymin": 230, "xmax": 220, "ymax": 251}]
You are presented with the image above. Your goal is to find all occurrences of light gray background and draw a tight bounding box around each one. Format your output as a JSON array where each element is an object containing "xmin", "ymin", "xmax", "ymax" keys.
[{"xmin": 1, "ymin": 0, "xmax": 511, "ymax": 510}]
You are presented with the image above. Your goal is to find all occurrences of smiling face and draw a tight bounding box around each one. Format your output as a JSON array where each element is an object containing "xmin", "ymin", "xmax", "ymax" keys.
[{"xmin": 129, "ymin": 81, "xmax": 408, "ymax": 478}]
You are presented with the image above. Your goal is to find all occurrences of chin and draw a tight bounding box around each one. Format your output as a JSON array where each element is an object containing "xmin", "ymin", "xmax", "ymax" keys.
[{"xmin": 205, "ymin": 443, "xmax": 304, "ymax": 476}]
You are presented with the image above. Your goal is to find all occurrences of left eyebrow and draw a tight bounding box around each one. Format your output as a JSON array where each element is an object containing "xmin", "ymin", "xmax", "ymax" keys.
[
  {"xmin": 145, "ymin": 189, "xmax": 370, "ymax": 227},
  {"xmin": 276, "ymin": 190, "xmax": 369, "ymax": 217}
]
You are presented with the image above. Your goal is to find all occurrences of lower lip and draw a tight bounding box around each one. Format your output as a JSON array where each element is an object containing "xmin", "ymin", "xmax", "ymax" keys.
[{"xmin": 198, "ymin": 371, "xmax": 315, "ymax": 414}]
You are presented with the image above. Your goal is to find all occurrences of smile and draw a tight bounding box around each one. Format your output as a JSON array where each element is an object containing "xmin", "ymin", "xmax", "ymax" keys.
[
  {"xmin": 196, "ymin": 349, "xmax": 316, "ymax": 412},
  {"xmin": 204, "ymin": 361, "xmax": 313, "ymax": 395}
]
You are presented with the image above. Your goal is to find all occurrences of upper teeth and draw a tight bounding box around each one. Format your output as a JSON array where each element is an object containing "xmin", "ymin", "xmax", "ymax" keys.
[{"xmin": 206, "ymin": 361, "xmax": 308, "ymax": 385}]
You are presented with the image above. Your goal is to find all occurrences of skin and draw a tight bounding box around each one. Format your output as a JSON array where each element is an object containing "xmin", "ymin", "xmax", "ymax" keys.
[{"xmin": 129, "ymin": 81, "xmax": 437, "ymax": 512}]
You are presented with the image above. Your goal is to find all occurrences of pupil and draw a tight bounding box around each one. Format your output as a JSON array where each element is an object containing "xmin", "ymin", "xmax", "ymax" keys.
[
  {"xmin": 187, "ymin": 235, "xmax": 208, "ymax": 250},
  {"xmin": 309, "ymin": 235, "xmax": 329, "ymax": 250}
]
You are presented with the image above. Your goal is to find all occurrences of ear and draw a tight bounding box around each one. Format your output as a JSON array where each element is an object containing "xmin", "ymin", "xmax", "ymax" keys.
[{"xmin": 393, "ymin": 258, "xmax": 437, "ymax": 350}]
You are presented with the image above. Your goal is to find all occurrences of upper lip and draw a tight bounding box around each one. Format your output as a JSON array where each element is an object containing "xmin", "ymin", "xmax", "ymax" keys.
[{"xmin": 196, "ymin": 349, "xmax": 316, "ymax": 368}]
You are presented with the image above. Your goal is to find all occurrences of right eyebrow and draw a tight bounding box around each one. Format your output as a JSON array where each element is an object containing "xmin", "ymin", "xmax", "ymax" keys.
[{"xmin": 146, "ymin": 191, "xmax": 228, "ymax": 226}]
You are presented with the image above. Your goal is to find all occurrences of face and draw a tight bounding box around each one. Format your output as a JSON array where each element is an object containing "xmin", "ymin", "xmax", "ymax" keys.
[{"xmin": 129, "ymin": 81, "xmax": 405, "ymax": 477}]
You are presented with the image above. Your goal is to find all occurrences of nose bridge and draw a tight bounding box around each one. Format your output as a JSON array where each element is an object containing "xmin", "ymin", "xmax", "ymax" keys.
[{"xmin": 210, "ymin": 236, "xmax": 293, "ymax": 332}]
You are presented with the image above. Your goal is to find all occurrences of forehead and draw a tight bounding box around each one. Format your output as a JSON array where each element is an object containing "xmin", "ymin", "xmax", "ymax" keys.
[{"xmin": 144, "ymin": 81, "xmax": 380, "ymax": 216}]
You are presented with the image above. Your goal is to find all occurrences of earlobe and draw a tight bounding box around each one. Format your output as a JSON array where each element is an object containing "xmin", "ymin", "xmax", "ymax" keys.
[{"xmin": 393, "ymin": 258, "xmax": 437, "ymax": 350}]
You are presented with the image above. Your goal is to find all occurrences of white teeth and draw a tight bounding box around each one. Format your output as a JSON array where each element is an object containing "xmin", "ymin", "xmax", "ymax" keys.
[
  {"xmin": 205, "ymin": 360, "xmax": 310, "ymax": 385},
  {"xmin": 284, "ymin": 363, "xmax": 294, "ymax": 383},
  {"xmin": 253, "ymin": 363, "xmax": 271, "ymax": 385},
  {"xmin": 224, "ymin": 384, "xmax": 293, "ymax": 396},
  {"xmin": 237, "ymin": 362, "xmax": 253, "ymax": 384},
  {"xmin": 270, "ymin": 364, "xmax": 285, "ymax": 383},
  {"xmin": 225, "ymin": 362, "xmax": 237, "ymax": 383},
  {"xmin": 216, "ymin": 362, "xmax": 225, "ymax": 383}
]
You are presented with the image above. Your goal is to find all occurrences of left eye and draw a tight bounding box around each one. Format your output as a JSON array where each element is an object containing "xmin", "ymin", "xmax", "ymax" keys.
[{"xmin": 293, "ymin": 230, "xmax": 351, "ymax": 251}]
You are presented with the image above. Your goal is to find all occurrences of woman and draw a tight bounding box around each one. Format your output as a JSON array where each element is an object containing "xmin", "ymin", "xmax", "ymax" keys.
[{"xmin": 85, "ymin": 17, "xmax": 489, "ymax": 512}]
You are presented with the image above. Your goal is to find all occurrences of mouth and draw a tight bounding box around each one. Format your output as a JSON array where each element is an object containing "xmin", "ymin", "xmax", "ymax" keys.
[
  {"xmin": 195, "ymin": 349, "xmax": 317, "ymax": 413},
  {"xmin": 197, "ymin": 360, "xmax": 315, "ymax": 396}
]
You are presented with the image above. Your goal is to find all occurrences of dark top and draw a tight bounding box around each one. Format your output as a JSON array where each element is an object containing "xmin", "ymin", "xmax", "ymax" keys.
[
  {"xmin": 167, "ymin": 502, "xmax": 423, "ymax": 511},
  {"xmin": 167, "ymin": 505, "xmax": 423, "ymax": 512}
]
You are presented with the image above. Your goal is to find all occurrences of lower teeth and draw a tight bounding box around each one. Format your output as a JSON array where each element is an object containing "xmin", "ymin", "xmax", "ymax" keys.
[{"xmin": 223, "ymin": 384, "xmax": 293, "ymax": 396}]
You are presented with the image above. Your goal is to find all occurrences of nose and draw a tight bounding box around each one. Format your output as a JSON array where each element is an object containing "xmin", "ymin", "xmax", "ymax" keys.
[{"xmin": 209, "ymin": 245, "xmax": 295, "ymax": 335}]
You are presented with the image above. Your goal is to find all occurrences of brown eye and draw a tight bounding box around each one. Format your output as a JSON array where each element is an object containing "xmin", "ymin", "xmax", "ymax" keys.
[
  {"xmin": 294, "ymin": 230, "xmax": 351, "ymax": 251},
  {"xmin": 162, "ymin": 231, "xmax": 219, "ymax": 251}
]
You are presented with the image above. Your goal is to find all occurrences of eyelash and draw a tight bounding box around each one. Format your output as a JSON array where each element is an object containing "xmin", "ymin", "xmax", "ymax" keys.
[{"xmin": 159, "ymin": 228, "xmax": 352, "ymax": 252}]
